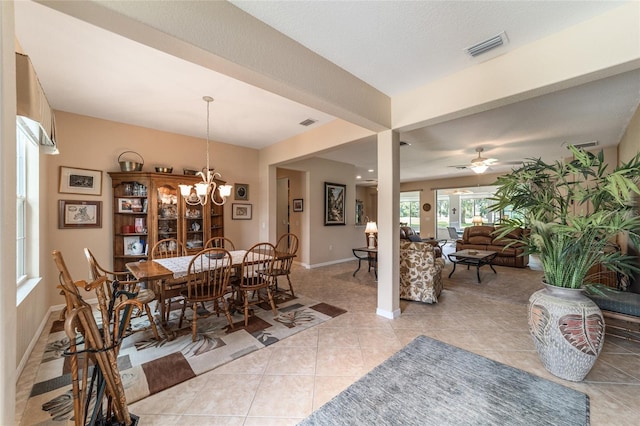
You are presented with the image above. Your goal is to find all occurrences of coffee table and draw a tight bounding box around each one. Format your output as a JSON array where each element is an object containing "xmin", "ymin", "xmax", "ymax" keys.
[{"xmin": 448, "ymin": 249, "xmax": 497, "ymax": 283}]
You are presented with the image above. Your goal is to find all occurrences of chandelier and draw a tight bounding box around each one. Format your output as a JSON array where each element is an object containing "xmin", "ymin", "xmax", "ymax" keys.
[{"xmin": 179, "ymin": 96, "xmax": 233, "ymax": 206}]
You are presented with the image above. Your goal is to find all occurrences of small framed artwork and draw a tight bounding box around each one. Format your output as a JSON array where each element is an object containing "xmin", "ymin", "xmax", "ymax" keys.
[
  {"xmin": 235, "ymin": 183, "xmax": 249, "ymax": 200},
  {"xmin": 58, "ymin": 200, "xmax": 102, "ymax": 229},
  {"xmin": 117, "ymin": 198, "xmax": 143, "ymax": 213},
  {"xmin": 232, "ymin": 203, "xmax": 252, "ymax": 220},
  {"xmin": 293, "ymin": 198, "xmax": 304, "ymax": 212},
  {"xmin": 59, "ymin": 166, "xmax": 103, "ymax": 196},
  {"xmin": 123, "ymin": 236, "xmax": 145, "ymax": 255},
  {"xmin": 324, "ymin": 182, "xmax": 346, "ymax": 226}
]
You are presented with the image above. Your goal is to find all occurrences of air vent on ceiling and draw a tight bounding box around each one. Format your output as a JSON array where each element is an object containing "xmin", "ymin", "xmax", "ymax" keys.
[
  {"xmin": 299, "ymin": 118, "xmax": 317, "ymax": 126},
  {"xmin": 400, "ymin": 141, "xmax": 410, "ymax": 146},
  {"xmin": 570, "ymin": 141, "xmax": 599, "ymax": 149},
  {"xmin": 464, "ymin": 32, "xmax": 508, "ymax": 57}
]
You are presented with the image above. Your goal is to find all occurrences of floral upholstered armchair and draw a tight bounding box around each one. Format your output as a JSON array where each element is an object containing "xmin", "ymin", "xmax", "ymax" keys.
[{"xmin": 399, "ymin": 240, "xmax": 445, "ymax": 303}]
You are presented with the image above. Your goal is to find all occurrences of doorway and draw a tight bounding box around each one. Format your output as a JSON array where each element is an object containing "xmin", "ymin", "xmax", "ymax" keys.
[{"xmin": 276, "ymin": 177, "xmax": 290, "ymax": 247}]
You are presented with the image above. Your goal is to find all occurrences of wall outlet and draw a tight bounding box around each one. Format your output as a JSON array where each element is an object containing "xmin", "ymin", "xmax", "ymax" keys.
[{"xmin": 329, "ymin": 244, "xmax": 333, "ymax": 251}]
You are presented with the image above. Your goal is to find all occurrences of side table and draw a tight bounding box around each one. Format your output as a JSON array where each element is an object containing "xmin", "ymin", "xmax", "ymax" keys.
[{"xmin": 352, "ymin": 247, "xmax": 377, "ymax": 279}]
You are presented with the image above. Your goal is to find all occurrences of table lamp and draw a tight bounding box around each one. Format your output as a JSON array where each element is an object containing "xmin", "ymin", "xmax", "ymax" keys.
[
  {"xmin": 365, "ymin": 221, "xmax": 378, "ymax": 249},
  {"xmin": 472, "ymin": 215, "xmax": 483, "ymax": 226}
]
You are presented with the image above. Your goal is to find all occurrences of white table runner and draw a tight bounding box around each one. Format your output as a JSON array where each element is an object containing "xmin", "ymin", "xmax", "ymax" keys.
[{"xmin": 153, "ymin": 250, "xmax": 247, "ymax": 279}]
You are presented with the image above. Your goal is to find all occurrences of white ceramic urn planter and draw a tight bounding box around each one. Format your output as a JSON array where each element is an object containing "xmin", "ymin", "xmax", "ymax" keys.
[{"xmin": 528, "ymin": 284, "xmax": 605, "ymax": 382}]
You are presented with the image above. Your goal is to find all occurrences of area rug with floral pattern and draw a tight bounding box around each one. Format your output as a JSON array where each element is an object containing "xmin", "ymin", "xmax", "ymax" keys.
[{"xmin": 22, "ymin": 293, "xmax": 346, "ymax": 425}]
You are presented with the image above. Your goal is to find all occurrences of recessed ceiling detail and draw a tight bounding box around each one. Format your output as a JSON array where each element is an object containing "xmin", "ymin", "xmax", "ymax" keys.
[{"xmin": 299, "ymin": 118, "xmax": 317, "ymax": 126}]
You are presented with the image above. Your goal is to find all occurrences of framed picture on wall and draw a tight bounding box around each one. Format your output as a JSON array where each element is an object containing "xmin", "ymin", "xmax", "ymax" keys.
[
  {"xmin": 59, "ymin": 166, "xmax": 103, "ymax": 196},
  {"xmin": 232, "ymin": 203, "xmax": 252, "ymax": 220},
  {"xmin": 235, "ymin": 183, "xmax": 249, "ymax": 200},
  {"xmin": 58, "ymin": 200, "xmax": 102, "ymax": 229},
  {"xmin": 293, "ymin": 198, "xmax": 303, "ymax": 212},
  {"xmin": 324, "ymin": 182, "xmax": 346, "ymax": 226}
]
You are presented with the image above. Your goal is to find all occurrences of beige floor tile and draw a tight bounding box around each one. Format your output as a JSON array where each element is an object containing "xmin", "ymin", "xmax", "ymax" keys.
[
  {"xmin": 265, "ymin": 346, "xmax": 318, "ymax": 375},
  {"xmin": 183, "ymin": 374, "xmax": 262, "ymax": 416},
  {"xmin": 315, "ymin": 346, "xmax": 365, "ymax": 376},
  {"xmin": 313, "ymin": 375, "xmax": 359, "ymax": 409},
  {"xmin": 176, "ymin": 415, "xmax": 246, "ymax": 425},
  {"xmin": 247, "ymin": 375, "xmax": 315, "ymax": 418},
  {"xmin": 272, "ymin": 327, "xmax": 319, "ymax": 347},
  {"xmin": 356, "ymin": 327, "xmax": 402, "ymax": 349},
  {"xmin": 243, "ymin": 417, "xmax": 304, "ymax": 426},
  {"xmin": 131, "ymin": 414, "xmax": 181, "ymax": 425},
  {"xmin": 318, "ymin": 327, "xmax": 360, "ymax": 347}
]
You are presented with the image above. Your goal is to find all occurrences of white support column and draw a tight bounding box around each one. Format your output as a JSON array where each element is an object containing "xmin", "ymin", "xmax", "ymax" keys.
[{"xmin": 376, "ymin": 130, "xmax": 400, "ymax": 319}]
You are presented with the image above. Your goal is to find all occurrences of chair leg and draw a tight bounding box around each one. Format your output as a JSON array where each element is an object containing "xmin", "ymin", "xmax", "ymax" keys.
[
  {"xmin": 165, "ymin": 299, "xmax": 172, "ymax": 322},
  {"xmin": 222, "ymin": 298, "xmax": 234, "ymax": 330},
  {"xmin": 178, "ymin": 299, "xmax": 187, "ymax": 329},
  {"xmin": 144, "ymin": 304, "xmax": 161, "ymax": 340},
  {"xmin": 244, "ymin": 291, "xmax": 250, "ymax": 327},
  {"xmin": 285, "ymin": 274, "xmax": 295, "ymax": 297},
  {"xmin": 191, "ymin": 304, "xmax": 198, "ymax": 342},
  {"xmin": 265, "ymin": 286, "xmax": 278, "ymax": 317}
]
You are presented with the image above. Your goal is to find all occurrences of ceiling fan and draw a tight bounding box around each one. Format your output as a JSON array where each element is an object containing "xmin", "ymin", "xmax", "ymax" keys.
[{"xmin": 449, "ymin": 147, "xmax": 499, "ymax": 174}]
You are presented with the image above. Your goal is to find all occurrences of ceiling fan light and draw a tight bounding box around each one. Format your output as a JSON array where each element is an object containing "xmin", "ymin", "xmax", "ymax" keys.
[{"xmin": 470, "ymin": 164, "xmax": 488, "ymax": 174}]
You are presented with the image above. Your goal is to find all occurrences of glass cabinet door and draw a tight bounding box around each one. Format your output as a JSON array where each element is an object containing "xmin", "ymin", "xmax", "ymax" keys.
[
  {"xmin": 184, "ymin": 204, "xmax": 204, "ymax": 251},
  {"xmin": 157, "ymin": 185, "xmax": 178, "ymax": 243}
]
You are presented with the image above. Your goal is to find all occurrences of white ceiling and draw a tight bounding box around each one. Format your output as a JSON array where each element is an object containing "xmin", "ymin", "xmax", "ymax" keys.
[{"xmin": 13, "ymin": 1, "xmax": 640, "ymax": 183}]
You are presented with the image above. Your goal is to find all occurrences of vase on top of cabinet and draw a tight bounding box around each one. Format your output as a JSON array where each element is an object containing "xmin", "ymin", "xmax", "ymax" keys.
[{"xmin": 109, "ymin": 171, "xmax": 226, "ymax": 271}]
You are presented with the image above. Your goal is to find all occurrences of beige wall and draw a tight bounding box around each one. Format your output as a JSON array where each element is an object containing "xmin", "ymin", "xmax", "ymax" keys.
[
  {"xmin": 45, "ymin": 111, "xmax": 260, "ymax": 307},
  {"xmin": 619, "ymin": 105, "xmax": 640, "ymax": 164},
  {"xmin": 283, "ymin": 157, "xmax": 364, "ymax": 266}
]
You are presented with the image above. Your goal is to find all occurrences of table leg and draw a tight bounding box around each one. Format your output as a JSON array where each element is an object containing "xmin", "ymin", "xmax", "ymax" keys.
[
  {"xmin": 353, "ymin": 257, "xmax": 364, "ymax": 277},
  {"xmin": 448, "ymin": 261, "xmax": 457, "ymax": 278},
  {"xmin": 476, "ymin": 264, "xmax": 482, "ymax": 283}
]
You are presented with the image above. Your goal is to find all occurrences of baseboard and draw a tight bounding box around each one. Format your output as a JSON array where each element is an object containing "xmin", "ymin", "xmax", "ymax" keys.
[
  {"xmin": 15, "ymin": 303, "xmax": 64, "ymax": 382},
  {"xmin": 308, "ymin": 257, "xmax": 354, "ymax": 269}
]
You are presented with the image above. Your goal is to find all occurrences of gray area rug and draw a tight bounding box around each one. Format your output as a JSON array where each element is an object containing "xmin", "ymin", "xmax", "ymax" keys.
[{"xmin": 299, "ymin": 335, "xmax": 589, "ymax": 426}]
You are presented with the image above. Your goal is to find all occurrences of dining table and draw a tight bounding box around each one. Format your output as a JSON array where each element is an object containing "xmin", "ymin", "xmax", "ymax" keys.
[{"xmin": 125, "ymin": 249, "xmax": 294, "ymax": 339}]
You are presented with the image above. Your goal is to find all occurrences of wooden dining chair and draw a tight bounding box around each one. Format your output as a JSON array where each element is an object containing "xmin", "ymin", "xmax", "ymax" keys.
[
  {"xmin": 237, "ymin": 242, "xmax": 278, "ymax": 327},
  {"xmin": 151, "ymin": 238, "xmax": 188, "ymax": 322},
  {"xmin": 84, "ymin": 248, "xmax": 161, "ymax": 340},
  {"xmin": 263, "ymin": 233, "xmax": 298, "ymax": 298},
  {"xmin": 204, "ymin": 236, "xmax": 236, "ymax": 250},
  {"xmin": 178, "ymin": 248, "xmax": 235, "ymax": 341}
]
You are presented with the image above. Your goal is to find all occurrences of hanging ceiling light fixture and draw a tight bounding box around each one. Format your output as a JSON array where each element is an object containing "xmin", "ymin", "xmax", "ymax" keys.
[
  {"xmin": 469, "ymin": 147, "xmax": 490, "ymax": 174},
  {"xmin": 179, "ymin": 96, "xmax": 233, "ymax": 206}
]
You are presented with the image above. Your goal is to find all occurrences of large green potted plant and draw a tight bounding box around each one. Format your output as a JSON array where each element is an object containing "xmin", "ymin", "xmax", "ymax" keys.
[{"xmin": 490, "ymin": 146, "xmax": 640, "ymax": 381}]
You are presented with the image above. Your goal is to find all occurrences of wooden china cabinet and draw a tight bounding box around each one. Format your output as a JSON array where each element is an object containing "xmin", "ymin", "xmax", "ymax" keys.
[{"xmin": 108, "ymin": 171, "xmax": 225, "ymax": 272}]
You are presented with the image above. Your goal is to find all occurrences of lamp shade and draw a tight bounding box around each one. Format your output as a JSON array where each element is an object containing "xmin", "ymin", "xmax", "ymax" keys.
[
  {"xmin": 365, "ymin": 221, "xmax": 378, "ymax": 234},
  {"xmin": 472, "ymin": 215, "xmax": 483, "ymax": 226}
]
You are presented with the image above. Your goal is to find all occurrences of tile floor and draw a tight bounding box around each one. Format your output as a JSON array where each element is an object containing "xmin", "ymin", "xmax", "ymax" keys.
[{"xmin": 16, "ymin": 251, "xmax": 640, "ymax": 425}]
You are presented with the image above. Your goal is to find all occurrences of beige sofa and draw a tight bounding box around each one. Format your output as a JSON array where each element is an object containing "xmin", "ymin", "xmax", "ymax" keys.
[
  {"xmin": 455, "ymin": 225, "xmax": 529, "ymax": 268},
  {"xmin": 400, "ymin": 240, "xmax": 445, "ymax": 304}
]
